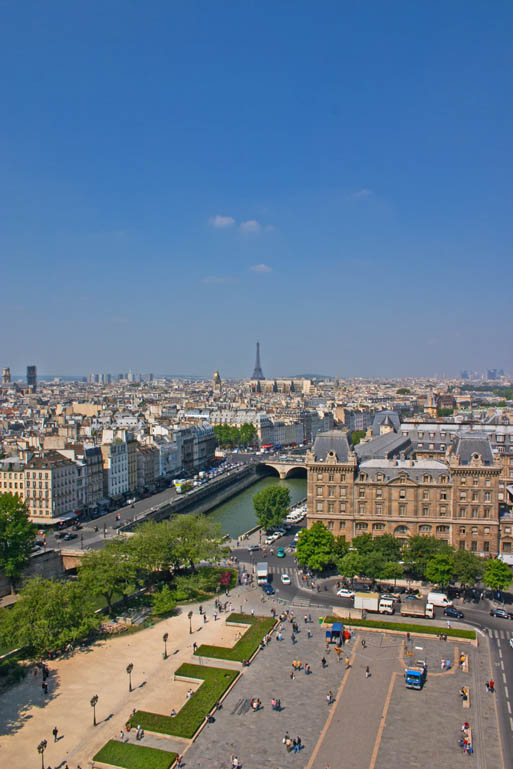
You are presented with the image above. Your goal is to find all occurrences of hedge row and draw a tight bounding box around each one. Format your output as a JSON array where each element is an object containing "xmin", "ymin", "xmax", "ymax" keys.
[
  {"xmin": 323, "ymin": 616, "xmax": 476, "ymax": 640},
  {"xmin": 194, "ymin": 613, "xmax": 276, "ymax": 661},
  {"xmin": 93, "ymin": 740, "xmax": 177, "ymax": 769},
  {"xmin": 129, "ymin": 663, "xmax": 238, "ymax": 739}
]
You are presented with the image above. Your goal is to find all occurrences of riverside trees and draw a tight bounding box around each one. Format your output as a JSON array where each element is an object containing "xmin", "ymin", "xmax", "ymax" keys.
[{"xmin": 0, "ymin": 494, "xmax": 36, "ymax": 593}]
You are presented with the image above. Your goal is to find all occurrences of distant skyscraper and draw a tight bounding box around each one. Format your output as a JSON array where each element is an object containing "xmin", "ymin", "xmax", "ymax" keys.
[
  {"xmin": 1, "ymin": 367, "xmax": 11, "ymax": 385},
  {"xmin": 27, "ymin": 365, "xmax": 37, "ymax": 391},
  {"xmin": 252, "ymin": 341, "xmax": 265, "ymax": 380}
]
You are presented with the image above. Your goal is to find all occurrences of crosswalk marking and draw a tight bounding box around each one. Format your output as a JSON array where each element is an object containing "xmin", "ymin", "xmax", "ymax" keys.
[{"xmin": 488, "ymin": 628, "xmax": 513, "ymax": 640}]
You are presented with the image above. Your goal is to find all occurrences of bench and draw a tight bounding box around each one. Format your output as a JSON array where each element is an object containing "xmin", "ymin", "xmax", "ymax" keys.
[{"xmin": 461, "ymin": 687, "xmax": 471, "ymax": 709}]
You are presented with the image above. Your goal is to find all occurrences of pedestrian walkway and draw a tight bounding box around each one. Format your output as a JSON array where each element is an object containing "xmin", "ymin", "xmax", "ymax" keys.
[{"xmin": 486, "ymin": 627, "xmax": 513, "ymax": 640}]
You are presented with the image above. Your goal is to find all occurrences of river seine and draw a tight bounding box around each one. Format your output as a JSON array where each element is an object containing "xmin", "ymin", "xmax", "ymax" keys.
[{"xmin": 208, "ymin": 476, "xmax": 307, "ymax": 538}]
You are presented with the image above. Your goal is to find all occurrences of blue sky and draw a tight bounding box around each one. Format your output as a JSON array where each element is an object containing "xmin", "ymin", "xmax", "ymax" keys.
[{"xmin": 1, "ymin": 1, "xmax": 511, "ymax": 378}]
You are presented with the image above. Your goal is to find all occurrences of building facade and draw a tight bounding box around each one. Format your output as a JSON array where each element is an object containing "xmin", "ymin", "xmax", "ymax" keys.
[{"xmin": 306, "ymin": 429, "xmax": 502, "ymax": 557}]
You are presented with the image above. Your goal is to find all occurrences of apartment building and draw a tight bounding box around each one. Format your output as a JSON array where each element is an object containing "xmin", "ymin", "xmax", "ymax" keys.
[
  {"xmin": 101, "ymin": 441, "xmax": 129, "ymax": 498},
  {"xmin": 306, "ymin": 429, "xmax": 502, "ymax": 557}
]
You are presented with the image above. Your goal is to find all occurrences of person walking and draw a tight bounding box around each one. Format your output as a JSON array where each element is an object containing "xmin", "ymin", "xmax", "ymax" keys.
[
  {"xmin": 441, "ymin": 659, "xmax": 446, "ymax": 671},
  {"xmin": 52, "ymin": 726, "xmax": 58, "ymax": 742},
  {"xmin": 345, "ymin": 656, "xmax": 350, "ymax": 669},
  {"xmin": 327, "ymin": 690, "xmax": 334, "ymax": 704},
  {"xmin": 213, "ymin": 611, "xmax": 217, "ymax": 621},
  {"xmin": 365, "ymin": 666, "xmax": 370, "ymax": 678},
  {"xmin": 296, "ymin": 736, "xmax": 302, "ymax": 752},
  {"xmin": 291, "ymin": 633, "xmax": 296, "ymax": 644},
  {"xmin": 321, "ymin": 656, "xmax": 327, "ymax": 668},
  {"xmin": 119, "ymin": 729, "xmax": 124, "ymax": 741}
]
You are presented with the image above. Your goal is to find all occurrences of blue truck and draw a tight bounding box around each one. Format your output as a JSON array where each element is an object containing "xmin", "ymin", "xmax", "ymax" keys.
[{"xmin": 404, "ymin": 665, "xmax": 427, "ymax": 690}]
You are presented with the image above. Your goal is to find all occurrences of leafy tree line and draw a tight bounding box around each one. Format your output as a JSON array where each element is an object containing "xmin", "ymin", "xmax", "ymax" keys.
[
  {"xmin": 213, "ymin": 423, "xmax": 258, "ymax": 448},
  {"xmin": 295, "ymin": 523, "xmax": 513, "ymax": 592},
  {"xmin": 0, "ymin": 495, "xmax": 229, "ymax": 658},
  {"xmin": 350, "ymin": 430, "xmax": 366, "ymax": 446}
]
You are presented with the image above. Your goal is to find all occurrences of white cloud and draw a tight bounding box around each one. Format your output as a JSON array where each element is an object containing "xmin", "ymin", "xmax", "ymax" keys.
[
  {"xmin": 250, "ymin": 263, "xmax": 272, "ymax": 273},
  {"xmin": 209, "ymin": 215, "xmax": 235, "ymax": 229},
  {"xmin": 349, "ymin": 188, "xmax": 373, "ymax": 200},
  {"xmin": 240, "ymin": 219, "xmax": 261, "ymax": 233},
  {"xmin": 202, "ymin": 275, "xmax": 236, "ymax": 285}
]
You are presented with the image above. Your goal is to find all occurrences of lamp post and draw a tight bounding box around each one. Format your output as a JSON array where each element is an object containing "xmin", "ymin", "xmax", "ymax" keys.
[
  {"xmin": 90, "ymin": 694, "xmax": 99, "ymax": 726},
  {"xmin": 163, "ymin": 632, "xmax": 169, "ymax": 659},
  {"xmin": 37, "ymin": 740, "xmax": 47, "ymax": 769},
  {"xmin": 188, "ymin": 610, "xmax": 193, "ymax": 634},
  {"xmin": 126, "ymin": 663, "xmax": 134, "ymax": 692}
]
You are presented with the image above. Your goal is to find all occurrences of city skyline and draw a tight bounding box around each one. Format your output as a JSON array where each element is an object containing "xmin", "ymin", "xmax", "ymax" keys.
[{"xmin": 1, "ymin": 2, "xmax": 512, "ymax": 377}]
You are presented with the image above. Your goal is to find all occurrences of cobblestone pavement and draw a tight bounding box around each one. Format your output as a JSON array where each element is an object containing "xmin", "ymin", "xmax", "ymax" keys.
[{"xmin": 183, "ymin": 623, "xmax": 501, "ymax": 769}]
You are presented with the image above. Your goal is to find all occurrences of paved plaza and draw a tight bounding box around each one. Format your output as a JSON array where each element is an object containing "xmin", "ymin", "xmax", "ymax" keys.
[{"xmin": 0, "ymin": 582, "xmax": 504, "ymax": 769}]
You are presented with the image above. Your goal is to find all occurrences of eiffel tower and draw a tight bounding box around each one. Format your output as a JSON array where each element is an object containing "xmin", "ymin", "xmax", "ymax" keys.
[{"xmin": 252, "ymin": 341, "xmax": 265, "ymax": 380}]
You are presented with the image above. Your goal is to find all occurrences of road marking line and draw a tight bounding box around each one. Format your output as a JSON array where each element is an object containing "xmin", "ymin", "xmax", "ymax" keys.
[
  {"xmin": 498, "ymin": 647, "xmax": 503, "ymax": 659},
  {"xmin": 368, "ymin": 672, "xmax": 398, "ymax": 769},
  {"xmin": 507, "ymin": 701, "xmax": 511, "ymax": 715},
  {"xmin": 504, "ymin": 684, "xmax": 509, "ymax": 699},
  {"xmin": 500, "ymin": 658, "xmax": 504, "ymax": 670},
  {"xmin": 510, "ymin": 716, "xmax": 513, "ymax": 732}
]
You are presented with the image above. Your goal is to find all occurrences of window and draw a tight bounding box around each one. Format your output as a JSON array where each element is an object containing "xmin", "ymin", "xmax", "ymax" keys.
[
  {"xmin": 459, "ymin": 540, "xmax": 466, "ymax": 550},
  {"xmin": 356, "ymin": 522, "xmax": 368, "ymax": 530},
  {"xmin": 472, "ymin": 477, "xmax": 479, "ymax": 486},
  {"xmin": 375, "ymin": 504, "xmax": 382, "ymax": 515},
  {"xmin": 373, "ymin": 523, "xmax": 385, "ymax": 530},
  {"xmin": 458, "ymin": 507, "xmax": 467, "ymax": 518},
  {"xmin": 484, "ymin": 492, "xmax": 491, "ymax": 502},
  {"xmin": 440, "ymin": 491, "xmax": 448, "ymax": 500},
  {"xmin": 419, "ymin": 525, "xmax": 432, "ymax": 533},
  {"xmin": 423, "ymin": 475, "xmax": 430, "ymax": 483},
  {"xmin": 472, "ymin": 492, "xmax": 479, "ymax": 501},
  {"xmin": 328, "ymin": 473, "xmax": 334, "ymax": 482},
  {"xmin": 399, "ymin": 505, "xmax": 406, "ymax": 516},
  {"xmin": 470, "ymin": 541, "xmax": 477, "ymax": 552},
  {"xmin": 503, "ymin": 542, "xmax": 512, "ymax": 553},
  {"xmin": 399, "ymin": 489, "xmax": 406, "ymax": 499},
  {"xmin": 485, "ymin": 479, "xmax": 491, "ymax": 487},
  {"xmin": 359, "ymin": 488, "xmax": 365, "ymax": 498},
  {"xmin": 359, "ymin": 503, "xmax": 366, "ymax": 514},
  {"xmin": 328, "ymin": 502, "xmax": 334, "ymax": 513},
  {"xmin": 376, "ymin": 489, "xmax": 383, "ymax": 498},
  {"xmin": 340, "ymin": 487, "xmax": 347, "ymax": 497},
  {"xmin": 459, "ymin": 491, "xmax": 467, "ymax": 500},
  {"xmin": 316, "ymin": 501, "xmax": 323, "ymax": 512},
  {"xmin": 437, "ymin": 525, "xmax": 450, "ymax": 533},
  {"xmin": 340, "ymin": 473, "xmax": 346, "ymax": 481},
  {"xmin": 328, "ymin": 486, "xmax": 334, "ymax": 497},
  {"xmin": 484, "ymin": 527, "xmax": 490, "ymax": 534},
  {"xmin": 377, "ymin": 473, "xmax": 384, "ymax": 481},
  {"xmin": 327, "ymin": 520, "xmax": 334, "ymax": 530},
  {"xmin": 340, "ymin": 502, "xmax": 346, "ymax": 513},
  {"xmin": 484, "ymin": 508, "xmax": 491, "ymax": 518},
  {"xmin": 440, "ymin": 475, "xmax": 448, "ymax": 484},
  {"xmin": 422, "ymin": 507, "xmax": 429, "ymax": 516},
  {"xmin": 459, "ymin": 527, "xmax": 466, "ymax": 534},
  {"xmin": 316, "ymin": 486, "xmax": 324, "ymax": 496},
  {"xmin": 317, "ymin": 472, "xmax": 323, "ymax": 481},
  {"xmin": 422, "ymin": 490, "xmax": 429, "ymax": 500},
  {"xmin": 439, "ymin": 507, "xmax": 448, "ymax": 517}
]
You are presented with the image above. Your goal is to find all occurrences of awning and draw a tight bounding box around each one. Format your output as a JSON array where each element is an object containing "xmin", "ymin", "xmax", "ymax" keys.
[{"xmin": 506, "ymin": 484, "xmax": 513, "ymax": 497}]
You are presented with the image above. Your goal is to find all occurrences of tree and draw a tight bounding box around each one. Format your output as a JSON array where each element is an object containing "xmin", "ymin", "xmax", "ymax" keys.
[
  {"xmin": 483, "ymin": 559, "xmax": 513, "ymax": 592},
  {"xmin": 165, "ymin": 514, "xmax": 226, "ymax": 571},
  {"xmin": 0, "ymin": 493, "xmax": 36, "ymax": 593},
  {"xmin": 437, "ymin": 407, "xmax": 454, "ymax": 418},
  {"xmin": 424, "ymin": 553, "xmax": 455, "ymax": 588},
  {"xmin": 78, "ymin": 539, "xmax": 137, "ymax": 614},
  {"xmin": 0, "ymin": 577, "xmax": 99, "ymax": 658},
  {"xmin": 373, "ymin": 534, "xmax": 402, "ymax": 562},
  {"xmin": 152, "ymin": 584, "xmax": 177, "ymax": 616},
  {"xmin": 129, "ymin": 520, "xmax": 178, "ymax": 576},
  {"xmin": 338, "ymin": 552, "xmax": 364, "ymax": 583},
  {"xmin": 295, "ymin": 522, "xmax": 336, "ymax": 571},
  {"xmin": 332, "ymin": 535, "xmax": 349, "ymax": 561},
  {"xmin": 402, "ymin": 535, "xmax": 453, "ymax": 579},
  {"xmin": 380, "ymin": 561, "xmax": 404, "ymax": 584},
  {"xmin": 351, "ymin": 533, "xmax": 375, "ymax": 555},
  {"xmin": 452, "ymin": 551, "xmax": 484, "ymax": 587},
  {"xmin": 239, "ymin": 423, "xmax": 257, "ymax": 446},
  {"xmin": 350, "ymin": 430, "xmax": 366, "ymax": 446},
  {"xmin": 360, "ymin": 551, "xmax": 386, "ymax": 581},
  {"xmin": 253, "ymin": 486, "xmax": 290, "ymax": 531},
  {"xmin": 397, "ymin": 388, "xmax": 411, "ymax": 395}
]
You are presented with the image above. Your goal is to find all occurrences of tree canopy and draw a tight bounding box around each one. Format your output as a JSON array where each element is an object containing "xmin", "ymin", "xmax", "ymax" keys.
[
  {"xmin": 452, "ymin": 550, "xmax": 484, "ymax": 587},
  {"xmin": 252, "ymin": 485, "xmax": 290, "ymax": 530},
  {"xmin": 0, "ymin": 577, "xmax": 99, "ymax": 658},
  {"xmin": 483, "ymin": 559, "xmax": 513, "ymax": 591},
  {"xmin": 350, "ymin": 430, "xmax": 366, "ymax": 446},
  {"xmin": 78, "ymin": 539, "xmax": 137, "ymax": 614},
  {"xmin": 295, "ymin": 522, "xmax": 337, "ymax": 571},
  {"xmin": 0, "ymin": 493, "xmax": 36, "ymax": 592},
  {"xmin": 213, "ymin": 423, "xmax": 257, "ymax": 448},
  {"xmin": 424, "ymin": 553, "xmax": 455, "ymax": 587}
]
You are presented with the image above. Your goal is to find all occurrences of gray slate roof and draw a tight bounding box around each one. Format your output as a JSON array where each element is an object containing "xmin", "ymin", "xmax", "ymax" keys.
[
  {"xmin": 371, "ymin": 410, "xmax": 401, "ymax": 436},
  {"xmin": 454, "ymin": 433, "xmax": 494, "ymax": 465},
  {"xmin": 312, "ymin": 430, "xmax": 351, "ymax": 462},
  {"xmin": 355, "ymin": 432, "xmax": 412, "ymax": 461},
  {"xmin": 359, "ymin": 458, "xmax": 449, "ymax": 483}
]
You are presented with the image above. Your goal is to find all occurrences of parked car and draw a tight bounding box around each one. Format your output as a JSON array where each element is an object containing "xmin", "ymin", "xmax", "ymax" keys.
[
  {"xmin": 63, "ymin": 533, "xmax": 77, "ymax": 541},
  {"xmin": 281, "ymin": 574, "xmax": 291, "ymax": 585},
  {"xmin": 263, "ymin": 583, "xmax": 275, "ymax": 595},
  {"xmin": 490, "ymin": 608, "xmax": 513, "ymax": 619},
  {"xmin": 443, "ymin": 606, "xmax": 464, "ymax": 619},
  {"xmin": 248, "ymin": 544, "xmax": 260, "ymax": 552},
  {"xmin": 276, "ymin": 547, "xmax": 286, "ymax": 558},
  {"xmin": 337, "ymin": 588, "xmax": 355, "ymax": 598}
]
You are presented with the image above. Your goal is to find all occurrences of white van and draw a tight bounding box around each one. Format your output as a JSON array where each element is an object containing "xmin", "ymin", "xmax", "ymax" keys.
[{"xmin": 427, "ymin": 592, "xmax": 453, "ymax": 607}]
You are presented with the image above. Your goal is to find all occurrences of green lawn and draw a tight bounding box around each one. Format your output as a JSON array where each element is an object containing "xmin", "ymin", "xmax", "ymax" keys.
[
  {"xmin": 324, "ymin": 616, "xmax": 476, "ymax": 640},
  {"xmin": 129, "ymin": 663, "xmax": 238, "ymax": 739},
  {"xmin": 93, "ymin": 740, "xmax": 177, "ymax": 769},
  {"xmin": 194, "ymin": 613, "xmax": 276, "ymax": 661}
]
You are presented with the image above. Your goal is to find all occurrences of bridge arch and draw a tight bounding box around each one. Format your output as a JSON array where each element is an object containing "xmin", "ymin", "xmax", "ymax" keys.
[
  {"xmin": 255, "ymin": 463, "xmax": 281, "ymax": 478},
  {"xmin": 283, "ymin": 466, "xmax": 307, "ymax": 479}
]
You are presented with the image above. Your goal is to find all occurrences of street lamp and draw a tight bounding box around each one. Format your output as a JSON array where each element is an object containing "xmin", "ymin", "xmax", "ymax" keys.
[
  {"xmin": 188, "ymin": 610, "xmax": 193, "ymax": 634},
  {"xmin": 163, "ymin": 632, "xmax": 169, "ymax": 659},
  {"xmin": 126, "ymin": 663, "xmax": 134, "ymax": 692},
  {"xmin": 37, "ymin": 740, "xmax": 47, "ymax": 769},
  {"xmin": 90, "ymin": 694, "xmax": 99, "ymax": 726}
]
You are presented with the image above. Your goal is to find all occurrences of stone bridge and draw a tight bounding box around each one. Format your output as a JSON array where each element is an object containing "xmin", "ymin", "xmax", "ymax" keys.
[
  {"xmin": 255, "ymin": 458, "xmax": 307, "ymax": 480},
  {"xmin": 60, "ymin": 549, "xmax": 86, "ymax": 571}
]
